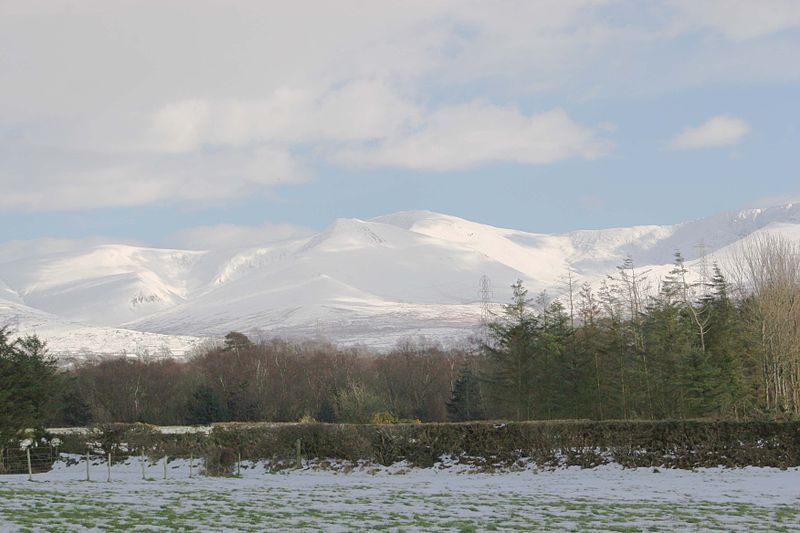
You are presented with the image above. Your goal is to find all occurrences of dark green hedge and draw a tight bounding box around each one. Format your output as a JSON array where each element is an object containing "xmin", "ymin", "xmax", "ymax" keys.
[{"xmin": 54, "ymin": 420, "xmax": 800, "ymax": 469}]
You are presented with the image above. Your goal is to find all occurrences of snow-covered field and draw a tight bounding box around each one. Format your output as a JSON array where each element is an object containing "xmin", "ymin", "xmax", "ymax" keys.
[{"xmin": 1, "ymin": 457, "xmax": 799, "ymax": 531}]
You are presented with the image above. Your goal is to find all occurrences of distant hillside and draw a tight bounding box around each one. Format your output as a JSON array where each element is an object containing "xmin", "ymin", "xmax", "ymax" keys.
[{"xmin": 2, "ymin": 203, "xmax": 800, "ymax": 356}]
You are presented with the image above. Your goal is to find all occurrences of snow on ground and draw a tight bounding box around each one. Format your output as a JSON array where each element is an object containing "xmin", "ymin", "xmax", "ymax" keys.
[
  {"xmin": 1, "ymin": 456, "xmax": 799, "ymax": 531},
  {"xmin": 0, "ymin": 299, "xmax": 209, "ymax": 364}
]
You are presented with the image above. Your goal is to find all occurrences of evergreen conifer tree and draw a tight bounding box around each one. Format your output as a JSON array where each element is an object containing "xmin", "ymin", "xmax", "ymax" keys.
[
  {"xmin": 0, "ymin": 329, "xmax": 60, "ymax": 443},
  {"xmin": 679, "ymin": 348, "xmax": 719, "ymax": 417},
  {"xmin": 185, "ymin": 384, "xmax": 227, "ymax": 424},
  {"xmin": 701, "ymin": 264, "xmax": 752, "ymax": 417},
  {"xmin": 446, "ymin": 364, "xmax": 485, "ymax": 421},
  {"xmin": 482, "ymin": 280, "xmax": 539, "ymax": 420}
]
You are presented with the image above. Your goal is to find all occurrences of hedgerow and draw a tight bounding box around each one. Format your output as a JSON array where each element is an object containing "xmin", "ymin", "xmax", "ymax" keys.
[{"xmin": 53, "ymin": 420, "xmax": 800, "ymax": 469}]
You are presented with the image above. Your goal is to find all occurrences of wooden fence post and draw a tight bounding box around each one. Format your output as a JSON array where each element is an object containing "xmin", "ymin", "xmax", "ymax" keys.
[
  {"xmin": 26, "ymin": 448, "xmax": 32, "ymax": 481},
  {"xmin": 237, "ymin": 453, "xmax": 241, "ymax": 477},
  {"xmin": 140, "ymin": 448, "xmax": 146, "ymax": 480},
  {"xmin": 107, "ymin": 452, "xmax": 112, "ymax": 482},
  {"xmin": 295, "ymin": 439, "xmax": 302, "ymax": 469},
  {"xmin": 163, "ymin": 454, "xmax": 167, "ymax": 480},
  {"xmin": 85, "ymin": 449, "xmax": 90, "ymax": 482}
]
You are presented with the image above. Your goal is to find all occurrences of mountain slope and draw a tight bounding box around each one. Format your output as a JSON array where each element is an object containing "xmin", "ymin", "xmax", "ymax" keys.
[
  {"xmin": 0, "ymin": 244, "xmax": 206, "ymax": 326},
  {"xmin": 3, "ymin": 203, "xmax": 800, "ymax": 355},
  {"xmin": 0, "ymin": 297, "xmax": 205, "ymax": 362}
]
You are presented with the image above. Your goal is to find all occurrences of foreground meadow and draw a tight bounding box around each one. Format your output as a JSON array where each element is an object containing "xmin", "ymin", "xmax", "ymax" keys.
[{"xmin": 1, "ymin": 457, "xmax": 799, "ymax": 531}]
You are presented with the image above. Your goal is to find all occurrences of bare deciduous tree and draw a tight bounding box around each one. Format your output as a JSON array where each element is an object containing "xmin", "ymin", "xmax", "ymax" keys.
[{"xmin": 731, "ymin": 235, "xmax": 800, "ymax": 414}]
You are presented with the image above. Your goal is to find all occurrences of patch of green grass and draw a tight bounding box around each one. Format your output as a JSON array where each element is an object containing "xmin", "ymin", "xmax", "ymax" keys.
[{"xmin": 1, "ymin": 482, "xmax": 797, "ymax": 531}]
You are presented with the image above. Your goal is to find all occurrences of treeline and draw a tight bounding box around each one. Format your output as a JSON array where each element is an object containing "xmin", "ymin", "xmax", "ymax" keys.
[
  {"xmin": 481, "ymin": 234, "xmax": 800, "ymax": 421},
  {"xmin": 3, "ymin": 234, "xmax": 800, "ymax": 432},
  {"xmin": 55, "ymin": 334, "xmax": 469, "ymax": 426}
]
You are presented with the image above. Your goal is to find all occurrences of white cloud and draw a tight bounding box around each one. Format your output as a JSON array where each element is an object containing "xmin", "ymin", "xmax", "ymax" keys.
[
  {"xmin": 2, "ymin": 2, "xmax": 798, "ymax": 119},
  {"xmin": 0, "ymin": 147, "xmax": 308, "ymax": 211},
  {"xmin": 668, "ymin": 115, "xmax": 750, "ymax": 150},
  {"xmin": 0, "ymin": 1, "xmax": 622, "ymax": 120},
  {"xmin": 669, "ymin": 0, "xmax": 800, "ymax": 41},
  {"xmin": 167, "ymin": 223, "xmax": 314, "ymax": 250},
  {"xmin": 337, "ymin": 103, "xmax": 610, "ymax": 170},
  {"xmin": 1, "ymin": 1, "xmax": 798, "ymax": 212},
  {"xmin": 149, "ymin": 94, "xmax": 610, "ymax": 173},
  {"xmin": 149, "ymin": 100, "xmax": 213, "ymax": 154},
  {"xmin": 147, "ymin": 81, "xmax": 421, "ymax": 152},
  {"xmin": 1, "ymin": 86, "xmax": 609, "ymax": 210}
]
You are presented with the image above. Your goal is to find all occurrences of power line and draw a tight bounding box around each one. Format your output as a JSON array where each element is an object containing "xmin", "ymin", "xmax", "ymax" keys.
[
  {"xmin": 478, "ymin": 275, "xmax": 493, "ymax": 339},
  {"xmin": 694, "ymin": 240, "xmax": 711, "ymax": 295}
]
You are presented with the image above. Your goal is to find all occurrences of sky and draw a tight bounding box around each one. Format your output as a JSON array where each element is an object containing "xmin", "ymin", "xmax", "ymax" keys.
[{"xmin": 1, "ymin": 0, "xmax": 799, "ymax": 249}]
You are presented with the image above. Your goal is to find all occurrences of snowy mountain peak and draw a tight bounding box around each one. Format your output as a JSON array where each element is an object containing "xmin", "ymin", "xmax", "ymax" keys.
[
  {"xmin": 296, "ymin": 217, "xmax": 436, "ymax": 254},
  {"xmin": 372, "ymin": 210, "xmax": 461, "ymax": 228},
  {"xmin": 4, "ymin": 203, "xmax": 800, "ymax": 356}
]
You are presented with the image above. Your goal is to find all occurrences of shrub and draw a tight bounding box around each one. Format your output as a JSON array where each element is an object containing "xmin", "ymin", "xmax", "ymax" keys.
[
  {"xmin": 203, "ymin": 446, "xmax": 237, "ymax": 476},
  {"xmin": 335, "ymin": 384, "xmax": 384, "ymax": 424},
  {"xmin": 371, "ymin": 411, "xmax": 398, "ymax": 424}
]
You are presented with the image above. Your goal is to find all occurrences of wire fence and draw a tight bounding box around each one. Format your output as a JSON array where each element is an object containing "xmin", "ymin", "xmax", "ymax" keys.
[
  {"xmin": 0, "ymin": 446, "xmax": 57, "ymax": 478},
  {"xmin": 79, "ymin": 449, "xmax": 203, "ymax": 482},
  {"xmin": 0, "ymin": 439, "xmax": 305, "ymax": 482},
  {"xmin": 0, "ymin": 446, "xmax": 203, "ymax": 482}
]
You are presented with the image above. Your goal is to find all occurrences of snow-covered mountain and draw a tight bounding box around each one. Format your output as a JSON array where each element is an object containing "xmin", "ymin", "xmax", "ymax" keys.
[{"xmin": 2, "ymin": 204, "xmax": 800, "ymax": 357}]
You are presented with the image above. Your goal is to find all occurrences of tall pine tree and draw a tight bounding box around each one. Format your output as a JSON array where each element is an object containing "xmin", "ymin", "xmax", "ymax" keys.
[
  {"xmin": 482, "ymin": 280, "xmax": 539, "ymax": 420},
  {"xmin": 446, "ymin": 364, "xmax": 485, "ymax": 421}
]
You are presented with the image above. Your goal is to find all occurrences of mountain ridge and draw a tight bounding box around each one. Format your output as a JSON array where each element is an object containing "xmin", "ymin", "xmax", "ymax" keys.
[{"xmin": 2, "ymin": 203, "xmax": 800, "ymax": 357}]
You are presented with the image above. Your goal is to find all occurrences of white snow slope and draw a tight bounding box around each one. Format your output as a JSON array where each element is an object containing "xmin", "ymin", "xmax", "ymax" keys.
[{"xmin": 2, "ymin": 203, "xmax": 800, "ymax": 357}]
